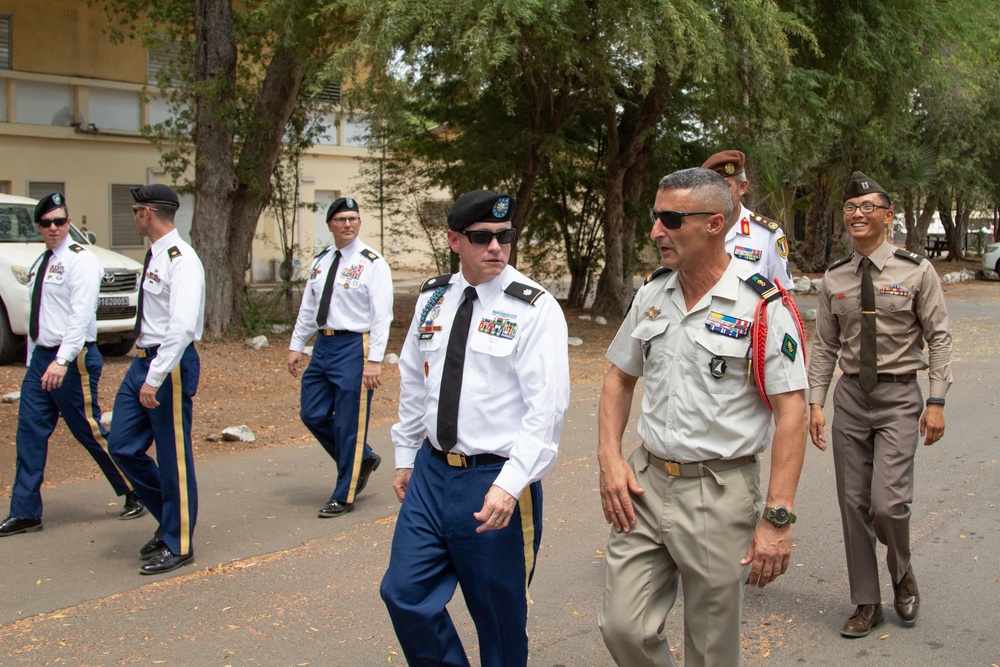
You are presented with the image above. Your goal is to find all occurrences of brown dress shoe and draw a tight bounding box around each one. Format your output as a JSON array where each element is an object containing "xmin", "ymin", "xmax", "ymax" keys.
[
  {"xmin": 893, "ymin": 567, "xmax": 920, "ymax": 626},
  {"xmin": 841, "ymin": 604, "xmax": 883, "ymax": 638}
]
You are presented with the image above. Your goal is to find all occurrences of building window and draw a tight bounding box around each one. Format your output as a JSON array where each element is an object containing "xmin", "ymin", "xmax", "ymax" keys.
[
  {"xmin": 111, "ymin": 184, "xmax": 144, "ymax": 249},
  {"xmin": 0, "ymin": 14, "xmax": 11, "ymax": 70},
  {"xmin": 28, "ymin": 181, "xmax": 66, "ymax": 200},
  {"xmin": 0, "ymin": 181, "xmax": 10, "ymax": 195},
  {"xmin": 317, "ymin": 83, "xmax": 342, "ymax": 107},
  {"xmin": 16, "ymin": 80, "xmax": 74, "ymax": 126},
  {"xmin": 147, "ymin": 40, "xmax": 187, "ymax": 85},
  {"xmin": 89, "ymin": 87, "xmax": 141, "ymax": 132}
]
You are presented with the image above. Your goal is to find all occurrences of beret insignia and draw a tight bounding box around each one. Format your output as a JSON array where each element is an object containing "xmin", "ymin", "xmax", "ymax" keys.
[{"xmin": 492, "ymin": 197, "xmax": 511, "ymax": 219}]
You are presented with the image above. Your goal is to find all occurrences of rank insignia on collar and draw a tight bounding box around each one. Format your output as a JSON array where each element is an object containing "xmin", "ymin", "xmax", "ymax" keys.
[
  {"xmin": 709, "ymin": 356, "xmax": 727, "ymax": 378},
  {"xmin": 740, "ymin": 217, "xmax": 751, "ymax": 235},
  {"xmin": 782, "ymin": 333, "xmax": 797, "ymax": 361},
  {"xmin": 646, "ymin": 307, "xmax": 661, "ymax": 321}
]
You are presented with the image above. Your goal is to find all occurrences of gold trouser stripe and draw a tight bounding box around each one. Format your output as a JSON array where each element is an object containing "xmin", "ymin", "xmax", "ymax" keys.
[
  {"xmin": 346, "ymin": 332, "xmax": 371, "ymax": 504},
  {"xmin": 519, "ymin": 486, "xmax": 536, "ymax": 614},
  {"xmin": 172, "ymin": 366, "xmax": 191, "ymax": 555},
  {"xmin": 75, "ymin": 350, "xmax": 133, "ymax": 491}
]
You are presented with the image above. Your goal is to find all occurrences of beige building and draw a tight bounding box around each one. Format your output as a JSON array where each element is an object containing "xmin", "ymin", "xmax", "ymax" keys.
[{"xmin": 0, "ymin": 1, "xmax": 432, "ymax": 281}]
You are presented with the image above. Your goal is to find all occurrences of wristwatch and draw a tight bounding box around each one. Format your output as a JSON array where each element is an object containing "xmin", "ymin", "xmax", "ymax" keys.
[
  {"xmin": 763, "ymin": 505, "xmax": 796, "ymax": 528},
  {"xmin": 55, "ymin": 358, "xmax": 69, "ymax": 367},
  {"xmin": 926, "ymin": 397, "xmax": 945, "ymax": 407}
]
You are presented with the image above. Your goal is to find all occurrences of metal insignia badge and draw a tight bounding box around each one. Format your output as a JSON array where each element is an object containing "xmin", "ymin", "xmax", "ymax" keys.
[
  {"xmin": 646, "ymin": 307, "xmax": 661, "ymax": 321},
  {"xmin": 430, "ymin": 305, "xmax": 441, "ymax": 320},
  {"xmin": 709, "ymin": 356, "xmax": 727, "ymax": 378},
  {"xmin": 492, "ymin": 197, "xmax": 510, "ymax": 218},
  {"xmin": 725, "ymin": 163, "xmax": 735, "ymax": 175},
  {"xmin": 344, "ymin": 281, "xmax": 351, "ymax": 289}
]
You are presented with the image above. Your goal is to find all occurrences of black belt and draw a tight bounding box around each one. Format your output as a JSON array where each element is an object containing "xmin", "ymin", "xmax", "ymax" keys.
[
  {"xmin": 646, "ymin": 449, "xmax": 757, "ymax": 478},
  {"xmin": 321, "ymin": 329, "xmax": 356, "ymax": 336},
  {"xmin": 35, "ymin": 342, "xmax": 94, "ymax": 354},
  {"xmin": 426, "ymin": 442, "xmax": 507, "ymax": 468},
  {"xmin": 846, "ymin": 373, "xmax": 916, "ymax": 384},
  {"xmin": 136, "ymin": 345, "xmax": 160, "ymax": 359}
]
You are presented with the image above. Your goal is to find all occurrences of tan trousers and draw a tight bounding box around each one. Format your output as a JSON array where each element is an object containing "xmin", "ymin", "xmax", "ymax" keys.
[{"xmin": 599, "ymin": 447, "xmax": 761, "ymax": 667}]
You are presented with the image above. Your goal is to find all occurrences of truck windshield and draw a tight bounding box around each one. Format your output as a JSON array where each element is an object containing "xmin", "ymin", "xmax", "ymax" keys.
[{"xmin": 0, "ymin": 204, "xmax": 88, "ymax": 244}]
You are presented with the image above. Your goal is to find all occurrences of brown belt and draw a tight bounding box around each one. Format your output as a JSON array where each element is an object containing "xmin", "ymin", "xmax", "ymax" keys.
[
  {"xmin": 646, "ymin": 449, "xmax": 757, "ymax": 478},
  {"xmin": 846, "ymin": 373, "xmax": 916, "ymax": 384}
]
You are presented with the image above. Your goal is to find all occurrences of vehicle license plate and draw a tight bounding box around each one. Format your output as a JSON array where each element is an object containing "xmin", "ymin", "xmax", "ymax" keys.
[{"xmin": 99, "ymin": 297, "xmax": 129, "ymax": 307}]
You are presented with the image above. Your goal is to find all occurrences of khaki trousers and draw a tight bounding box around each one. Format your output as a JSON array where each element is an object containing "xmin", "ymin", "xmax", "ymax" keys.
[
  {"xmin": 599, "ymin": 447, "xmax": 761, "ymax": 667},
  {"xmin": 831, "ymin": 375, "xmax": 922, "ymax": 604}
]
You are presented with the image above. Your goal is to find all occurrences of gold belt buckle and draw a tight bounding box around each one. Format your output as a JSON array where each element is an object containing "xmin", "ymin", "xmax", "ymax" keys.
[
  {"xmin": 446, "ymin": 452, "xmax": 467, "ymax": 468},
  {"xmin": 664, "ymin": 460, "xmax": 681, "ymax": 476}
]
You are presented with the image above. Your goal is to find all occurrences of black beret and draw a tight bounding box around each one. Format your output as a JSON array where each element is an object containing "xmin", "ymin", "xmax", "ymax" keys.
[
  {"xmin": 843, "ymin": 171, "xmax": 888, "ymax": 202},
  {"xmin": 447, "ymin": 190, "xmax": 516, "ymax": 231},
  {"xmin": 701, "ymin": 150, "xmax": 746, "ymax": 177},
  {"xmin": 130, "ymin": 184, "xmax": 180, "ymax": 209},
  {"xmin": 326, "ymin": 197, "xmax": 360, "ymax": 221},
  {"xmin": 34, "ymin": 192, "xmax": 68, "ymax": 222}
]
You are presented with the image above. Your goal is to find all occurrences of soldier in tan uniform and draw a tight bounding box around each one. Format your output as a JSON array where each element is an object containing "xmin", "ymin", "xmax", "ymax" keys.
[
  {"xmin": 808, "ymin": 171, "xmax": 952, "ymax": 638},
  {"xmin": 702, "ymin": 150, "xmax": 793, "ymax": 287}
]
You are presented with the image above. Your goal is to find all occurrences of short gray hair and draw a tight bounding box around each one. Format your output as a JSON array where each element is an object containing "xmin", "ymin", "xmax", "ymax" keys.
[{"xmin": 657, "ymin": 168, "xmax": 733, "ymax": 220}]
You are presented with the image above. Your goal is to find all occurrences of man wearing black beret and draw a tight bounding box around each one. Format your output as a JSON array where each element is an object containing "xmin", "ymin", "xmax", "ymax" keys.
[
  {"xmin": 0, "ymin": 193, "xmax": 144, "ymax": 537},
  {"xmin": 288, "ymin": 196, "xmax": 393, "ymax": 517},
  {"xmin": 809, "ymin": 171, "xmax": 952, "ymax": 637},
  {"xmin": 381, "ymin": 190, "xmax": 570, "ymax": 666}
]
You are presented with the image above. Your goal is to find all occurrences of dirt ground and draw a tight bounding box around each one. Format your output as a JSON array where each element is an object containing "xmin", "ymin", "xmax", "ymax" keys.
[{"xmin": 0, "ymin": 257, "xmax": 991, "ymax": 501}]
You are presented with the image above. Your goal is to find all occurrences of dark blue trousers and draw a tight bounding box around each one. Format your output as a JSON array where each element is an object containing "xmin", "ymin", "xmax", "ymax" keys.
[
  {"xmin": 108, "ymin": 345, "xmax": 199, "ymax": 556},
  {"xmin": 299, "ymin": 332, "xmax": 374, "ymax": 504},
  {"xmin": 9, "ymin": 344, "xmax": 131, "ymax": 519},
  {"xmin": 381, "ymin": 444, "xmax": 543, "ymax": 667}
]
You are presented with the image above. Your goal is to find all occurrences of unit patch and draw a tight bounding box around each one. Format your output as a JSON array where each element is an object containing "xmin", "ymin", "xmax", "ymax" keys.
[
  {"xmin": 781, "ymin": 333, "xmax": 798, "ymax": 361},
  {"xmin": 776, "ymin": 234, "xmax": 789, "ymax": 258},
  {"xmin": 705, "ymin": 311, "xmax": 751, "ymax": 339},
  {"xmin": 709, "ymin": 356, "xmax": 727, "ymax": 378},
  {"xmin": 734, "ymin": 246, "xmax": 762, "ymax": 262}
]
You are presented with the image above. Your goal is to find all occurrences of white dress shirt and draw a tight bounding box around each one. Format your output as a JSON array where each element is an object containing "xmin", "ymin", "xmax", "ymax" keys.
[{"xmin": 725, "ymin": 204, "xmax": 792, "ymax": 287}]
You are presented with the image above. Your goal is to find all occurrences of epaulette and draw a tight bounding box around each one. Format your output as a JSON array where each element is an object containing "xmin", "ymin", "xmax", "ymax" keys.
[
  {"xmin": 504, "ymin": 281, "xmax": 544, "ymax": 305},
  {"xmin": 743, "ymin": 273, "xmax": 781, "ymax": 303},
  {"xmin": 827, "ymin": 254, "xmax": 853, "ymax": 271},
  {"xmin": 310, "ymin": 247, "xmax": 331, "ymax": 271},
  {"xmin": 893, "ymin": 247, "xmax": 923, "ymax": 264},
  {"xmin": 360, "ymin": 248, "xmax": 379, "ymax": 262},
  {"xmin": 643, "ymin": 267, "xmax": 672, "ymax": 285},
  {"xmin": 420, "ymin": 273, "xmax": 452, "ymax": 292},
  {"xmin": 314, "ymin": 247, "xmax": 331, "ymax": 260},
  {"xmin": 69, "ymin": 243, "xmax": 85, "ymax": 253},
  {"xmin": 167, "ymin": 246, "xmax": 182, "ymax": 261},
  {"xmin": 749, "ymin": 212, "xmax": 780, "ymax": 232}
]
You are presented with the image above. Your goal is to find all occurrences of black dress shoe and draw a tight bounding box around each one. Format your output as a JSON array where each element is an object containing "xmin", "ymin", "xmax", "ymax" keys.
[
  {"xmin": 318, "ymin": 499, "xmax": 353, "ymax": 518},
  {"xmin": 119, "ymin": 491, "xmax": 146, "ymax": 520},
  {"xmin": 893, "ymin": 566, "xmax": 920, "ymax": 626},
  {"xmin": 139, "ymin": 546, "xmax": 194, "ymax": 575},
  {"xmin": 0, "ymin": 516, "xmax": 43, "ymax": 537},
  {"xmin": 841, "ymin": 604, "xmax": 883, "ymax": 638},
  {"xmin": 139, "ymin": 527, "xmax": 165, "ymax": 560},
  {"xmin": 355, "ymin": 452, "xmax": 381, "ymax": 496}
]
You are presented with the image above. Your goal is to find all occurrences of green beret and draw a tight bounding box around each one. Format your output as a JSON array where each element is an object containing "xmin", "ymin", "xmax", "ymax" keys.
[{"xmin": 447, "ymin": 190, "xmax": 515, "ymax": 231}]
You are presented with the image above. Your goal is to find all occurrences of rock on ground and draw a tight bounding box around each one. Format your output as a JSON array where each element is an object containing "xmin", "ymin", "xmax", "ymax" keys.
[{"xmin": 221, "ymin": 425, "xmax": 256, "ymax": 443}]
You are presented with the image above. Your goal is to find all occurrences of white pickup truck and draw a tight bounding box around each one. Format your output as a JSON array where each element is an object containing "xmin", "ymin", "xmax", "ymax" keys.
[{"xmin": 0, "ymin": 193, "xmax": 143, "ymax": 364}]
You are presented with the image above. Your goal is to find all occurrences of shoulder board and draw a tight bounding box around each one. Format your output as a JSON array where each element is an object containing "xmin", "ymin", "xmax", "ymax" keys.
[
  {"xmin": 827, "ymin": 254, "xmax": 853, "ymax": 271},
  {"xmin": 893, "ymin": 247, "xmax": 924, "ymax": 264},
  {"xmin": 420, "ymin": 273, "xmax": 452, "ymax": 292},
  {"xmin": 360, "ymin": 248, "xmax": 379, "ymax": 262},
  {"xmin": 743, "ymin": 273, "xmax": 780, "ymax": 303},
  {"xmin": 749, "ymin": 212, "xmax": 780, "ymax": 232},
  {"xmin": 504, "ymin": 281, "xmax": 545, "ymax": 305},
  {"xmin": 643, "ymin": 267, "xmax": 672, "ymax": 285},
  {"xmin": 69, "ymin": 243, "xmax": 85, "ymax": 253},
  {"xmin": 314, "ymin": 247, "xmax": 331, "ymax": 261},
  {"xmin": 167, "ymin": 246, "xmax": 182, "ymax": 261}
]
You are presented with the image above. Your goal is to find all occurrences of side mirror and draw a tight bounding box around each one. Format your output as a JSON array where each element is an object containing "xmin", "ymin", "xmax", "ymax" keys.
[{"xmin": 85, "ymin": 231, "xmax": 97, "ymax": 244}]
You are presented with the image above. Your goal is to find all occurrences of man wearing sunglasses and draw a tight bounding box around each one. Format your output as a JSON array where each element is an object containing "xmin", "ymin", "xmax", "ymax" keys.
[
  {"xmin": 108, "ymin": 183, "xmax": 205, "ymax": 575},
  {"xmin": 1, "ymin": 193, "xmax": 144, "ymax": 537},
  {"xmin": 288, "ymin": 197, "xmax": 392, "ymax": 518},
  {"xmin": 808, "ymin": 172, "xmax": 952, "ymax": 637},
  {"xmin": 598, "ymin": 168, "xmax": 807, "ymax": 666},
  {"xmin": 702, "ymin": 150, "xmax": 793, "ymax": 287},
  {"xmin": 381, "ymin": 189, "xmax": 569, "ymax": 667}
]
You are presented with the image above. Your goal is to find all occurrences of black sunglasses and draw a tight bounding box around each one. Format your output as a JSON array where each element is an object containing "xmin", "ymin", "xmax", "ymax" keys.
[
  {"xmin": 459, "ymin": 228, "xmax": 516, "ymax": 246},
  {"xmin": 648, "ymin": 209, "xmax": 718, "ymax": 229},
  {"xmin": 38, "ymin": 217, "xmax": 69, "ymax": 229}
]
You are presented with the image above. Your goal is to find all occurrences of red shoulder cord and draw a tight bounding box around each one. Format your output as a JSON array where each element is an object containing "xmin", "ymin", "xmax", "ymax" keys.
[{"xmin": 751, "ymin": 278, "xmax": 806, "ymax": 411}]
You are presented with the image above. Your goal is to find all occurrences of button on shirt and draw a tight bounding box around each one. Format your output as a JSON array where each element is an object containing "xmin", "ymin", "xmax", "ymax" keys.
[
  {"xmin": 391, "ymin": 265, "xmax": 570, "ymax": 498},
  {"xmin": 726, "ymin": 204, "xmax": 792, "ymax": 287},
  {"xmin": 135, "ymin": 229, "xmax": 205, "ymax": 387},
  {"xmin": 290, "ymin": 237, "xmax": 393, "ymax": 361},
  {"xmin": 808, "ymin": 239, "xmax": 953, "ymax": 405},
  {"xmin": 606, "ymin": 259, "xmax": 807, "ymax": 462},
  {"xmin": 26, "ymin": 235, "xmax": 101, "ymax": 364}
]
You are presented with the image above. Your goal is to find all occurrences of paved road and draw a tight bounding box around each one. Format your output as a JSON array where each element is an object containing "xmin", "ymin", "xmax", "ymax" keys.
[{"xmin": 1, "ymin": 284, "xmax": 997, "ymax": 666}]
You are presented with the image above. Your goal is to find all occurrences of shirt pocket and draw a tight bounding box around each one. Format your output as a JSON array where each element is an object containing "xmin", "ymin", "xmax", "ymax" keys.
[
  {"xmin": 466, "ymin": 329, "xmax": 517, "ymax": 394},
  {"xmin": 694, "ymin": 327, "xmax": 751, "ymax": 395},
  {"xmin": 143, "ymin": 274, "xmax": 164, "ymax": 295},
  {"xmin": 630, "ymin": 318, "xmax": 669, "ymax": 367}
]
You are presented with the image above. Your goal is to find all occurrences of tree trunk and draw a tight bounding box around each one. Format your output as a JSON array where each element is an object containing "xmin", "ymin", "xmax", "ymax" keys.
[
  {"xmin": 592, "ymin": 161, "xmax": 629, "ymax": 315},
  {"xmin": 794, "ymin": 173, "xmax": 834, "ymax": 272},
  {"xmin": 910, "ymin": 191, "xmax": 940, "ymax": 256}
]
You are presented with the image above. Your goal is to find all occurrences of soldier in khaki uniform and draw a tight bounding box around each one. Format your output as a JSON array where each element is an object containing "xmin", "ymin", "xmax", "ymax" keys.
[
  {"xmin": 808, "ymin": 172, "xmax": 952, "ymax": 638},
  {"xmin": 597, "ymin": 168, "xmax": 808, "ymax": 667},
  {"xmin": 702, "ymin": 150, "xmax": 793, "ymax": 287}
]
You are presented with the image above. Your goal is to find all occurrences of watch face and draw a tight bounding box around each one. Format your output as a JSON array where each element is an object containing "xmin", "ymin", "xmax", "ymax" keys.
[{"xmin": 773, "ymin": 508, "xmax": 788, "ymax": 523}]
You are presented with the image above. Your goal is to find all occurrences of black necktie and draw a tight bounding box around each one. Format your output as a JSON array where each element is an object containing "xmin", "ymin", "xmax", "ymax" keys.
[
  {"xmin": 315, "ymin": 250, "xmax": 341, "ymax": 328},
  {"xmin": 29, "ymin": 249, "xmax": 53, "ymax": 342},
  {"xmin": 859, "ymin": 257, "xmax": 877, "ymax": 393},
  {"xmin": 437, "ymin": 286, "xmax": 478, "ymax": 452},
  {"xmin": 134, "ymin": 248, "xmax": 152, "ymax": 340}
]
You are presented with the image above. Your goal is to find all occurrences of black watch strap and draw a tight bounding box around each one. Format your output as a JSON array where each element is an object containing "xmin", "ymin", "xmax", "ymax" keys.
[{"xmin": 926, "ymin": 397, "xmax": 945, "ymax": 407}]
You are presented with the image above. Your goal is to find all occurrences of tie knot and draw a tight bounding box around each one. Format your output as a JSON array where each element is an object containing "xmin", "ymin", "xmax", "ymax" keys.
[
  {"xmin": 464, "ymin": 286, "xmax": 478, "ymax": 301},
  {"xmin": 860, "ymin": 257, "xmax": 872, "ymax": 269}
]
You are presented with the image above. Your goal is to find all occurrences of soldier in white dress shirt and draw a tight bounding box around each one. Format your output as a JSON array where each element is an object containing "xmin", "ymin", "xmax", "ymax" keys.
[{"xmin": 288, "ymin": 197, "xmax": 393, "ymax": 518}]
